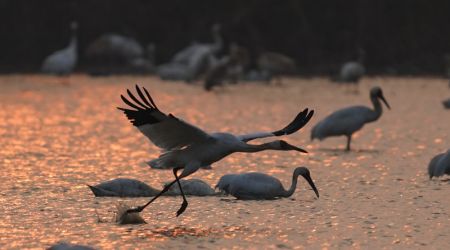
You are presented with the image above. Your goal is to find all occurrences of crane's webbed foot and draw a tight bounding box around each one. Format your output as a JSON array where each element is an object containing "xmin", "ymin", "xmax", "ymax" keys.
[{"xmin": 176, "ymin": 200, "xmax": 188, "ymax": 217}]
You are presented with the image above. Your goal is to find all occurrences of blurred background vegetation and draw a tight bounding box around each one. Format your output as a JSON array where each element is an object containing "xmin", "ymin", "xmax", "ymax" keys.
[{"xmin": 1, "ymin": 0, "xmax": 449, "ymax": 75}]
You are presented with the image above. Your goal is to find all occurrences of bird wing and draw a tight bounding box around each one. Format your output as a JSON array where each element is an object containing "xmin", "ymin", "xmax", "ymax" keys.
[
  {"xmin": 117, "ymin": 85, "xmax": 213, "ymax": 150},
  {"xmin": 237, "ymin": 108, "xmax": 314, "ymax": 142}
]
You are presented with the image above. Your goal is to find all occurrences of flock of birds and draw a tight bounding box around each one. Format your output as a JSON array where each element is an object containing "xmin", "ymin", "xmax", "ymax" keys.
[
  {"xmin": 84, "ymin": 83, "xmax": 444, "ymax": 221},
  {"xmin": 75, "ymin": 82, "xmax": 449, "ymax": 223},
  {"xmin": 41, "ymin": 22, "xmax": 377, "ymax": 92},
  {"xmin": 40, "ymin": 21, "xmax": 450, "ymax": 221}
]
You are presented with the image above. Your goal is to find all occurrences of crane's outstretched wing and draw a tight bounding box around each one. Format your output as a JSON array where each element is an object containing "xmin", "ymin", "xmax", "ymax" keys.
[
  {"xmin": 237, "ymin": 108, "xmax": 314, "ymax": 142},
  {"xmin": 117, "ymin": 85, "xmax": 213, "ymax": 150}
]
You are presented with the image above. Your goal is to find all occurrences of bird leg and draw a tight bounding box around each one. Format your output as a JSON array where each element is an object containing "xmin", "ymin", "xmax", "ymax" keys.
[
  {"xmin": 125, "ymin": 179, "xmax": 176, "ymax": 214},
  {"xmin": 125, "ymin": 167, "xmax": 184, "ymax": 215},
  {"xmin": 346, "ymin": 135, "xmax": 352, "ymax": 151},
  {"xmin": 173, "ymin": 167, "xmax": 189, "ymax": 217}
]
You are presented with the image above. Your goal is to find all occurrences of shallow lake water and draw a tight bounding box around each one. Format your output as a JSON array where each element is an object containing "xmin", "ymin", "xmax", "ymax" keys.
[{"xmin": 0, "ymin": 75, "xmax": 449, "ymax": 249}]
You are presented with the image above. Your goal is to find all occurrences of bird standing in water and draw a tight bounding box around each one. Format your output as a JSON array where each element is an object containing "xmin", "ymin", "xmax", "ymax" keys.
[{"xmin": 311, "ymin": 86, "xmax": 390, "ymax": 151}]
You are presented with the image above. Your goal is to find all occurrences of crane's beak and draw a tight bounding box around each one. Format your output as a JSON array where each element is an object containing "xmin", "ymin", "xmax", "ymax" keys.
[
  {"xmin": 281, "ymin": 141, "xmax": 308, "ymax": 153},
  {"xmin": 379, "ymin": 94, "xmax": 391, "ymax": 110},
  {"xmin": 301, "ymin": 173, "xmax": 320, "ymax": 198}
]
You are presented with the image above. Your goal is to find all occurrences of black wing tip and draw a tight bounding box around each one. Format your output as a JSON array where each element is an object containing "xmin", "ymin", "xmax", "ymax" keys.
[{"xmin": 272, "ymin": 107, "xmax": 314, "ymax": 136}]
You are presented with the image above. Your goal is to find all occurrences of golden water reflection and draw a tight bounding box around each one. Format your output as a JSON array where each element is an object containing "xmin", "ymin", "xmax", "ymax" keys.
[{"xmin": 0, "ymin": 75, "xmax": 449, "ymax": 249}]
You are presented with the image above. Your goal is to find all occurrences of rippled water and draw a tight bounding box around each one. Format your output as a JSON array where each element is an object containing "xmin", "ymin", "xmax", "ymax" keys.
[{"xmin": 1, "ymin": 75, "xmax": 449, "ymax": 249}]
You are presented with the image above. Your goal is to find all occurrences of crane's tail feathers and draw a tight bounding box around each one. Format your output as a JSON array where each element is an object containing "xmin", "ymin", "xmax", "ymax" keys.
[{"xmin": 272, "ymin": 108, "xmax": 314, "ymax": 136}]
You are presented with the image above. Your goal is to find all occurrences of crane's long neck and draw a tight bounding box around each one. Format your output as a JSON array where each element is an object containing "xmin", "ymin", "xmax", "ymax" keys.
[
  {"xmin": 237, "ymin": 141, "xmax": 280, "ymax": 153},
  {"xmin": 69, "ymin": 29, "xmax": 77, "ymax": 51},
  {"xmin": 369, "ymin": 95, "xmax": 383, "ymax": 122},
  {"xmin": 280, "ymin": 171, "xmax": 299, "ymax": 197},
  {"xmin": 211, "ymin": 28, "xmax": 223, "ymax": 54}
]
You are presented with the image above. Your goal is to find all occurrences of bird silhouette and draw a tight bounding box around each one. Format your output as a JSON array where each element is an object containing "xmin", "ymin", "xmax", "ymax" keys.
[
  {"xmin": 428, "ymin": 150, "xmax": 450, "ymax": 179},
  {"xmin": 215, "ymin": 167, "xmax": 319, "ymax": 200},
  {"xmin": 117, "ymin": 85, "xmax": 314, "ymax": 216},
  {"xmin": 332, "ymin": 48, "xmax": 365, "ymax": 83},
  {"xmin": 88, "ymin": 178, "xmax": 216, "ymax": 197},
  {"xmin": 311, "ymin": 86, "xmax": 390, "ymax": 151},
  {"xmin": 41, "ymin": 22, "xmax": 78, "ymax": 75}
]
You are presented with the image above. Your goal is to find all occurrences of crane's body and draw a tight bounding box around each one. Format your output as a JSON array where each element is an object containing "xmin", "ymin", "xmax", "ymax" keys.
[
  {"xmin": 41, "ymin": 22, "xmax": 78, "ymax": 75},
  {"xmin": 117, "ymin": 85, "xmax": 314, "ymax": 216},
  {"xmin": 311, "ymin": 86, "xmax": 390, "ymax": 150},
  {"xmin": 215, "ymin": 167, "xmax": 319, "ymax": 200}
]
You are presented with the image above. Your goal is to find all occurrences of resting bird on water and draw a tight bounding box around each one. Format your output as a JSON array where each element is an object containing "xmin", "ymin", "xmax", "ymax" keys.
[
  {"xmin": 215, "ymin": 167, "xmax": 319, "ymax": 200},
  {"xmin": 311, "ymin": 86, "xmax": 390, "ymax": 151},
  {"xmin": 41, "ymin": 22, "xmax": 78, "ymax": 75},
  {"xmin": 117, "ymin": 85, "xmax": 314, "ymax": 216},
  {"xmin": 428, "ymin": 150, "xmax": 450, "ymax": 179}
]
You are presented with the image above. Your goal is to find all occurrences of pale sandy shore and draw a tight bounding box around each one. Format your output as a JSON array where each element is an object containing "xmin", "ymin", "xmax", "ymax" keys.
[{"xmin": 0, "ymin": 75, "xmax": 449, "ymax": 249}]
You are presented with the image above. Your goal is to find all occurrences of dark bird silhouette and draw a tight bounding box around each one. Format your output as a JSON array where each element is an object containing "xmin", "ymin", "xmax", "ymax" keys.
[
  {"xmin": 332, "ymin": 48, "xmax": 365, "ymax": 83},
  {"xmin": 47, "ymin": 242, "xmax": 94, "ymax": 250},
  {"xmin": 41, "ymin": 22, "xmax": 78, "ymax": 75},
  {"xmin": 215, "ymin": 167, "xmax": 319, "ymax": 200},
  {"xmin": 443, "ymin": 98, "xmax": 450, "ymax": 109},
  {"xmin": 428, "ymin": 150, "xmax": 450, "ymax": 179},
  {"xmin": 311, "ymin": 86, "xmax": 390, "ymax": 151},
  {"xmin": 257, "ymin": 51, "xmax": 297, "ymax": 84},
  {"xmin": 88, "ymin": 178, "xmax": 160, "ymax": 197},
  {"xmin": 117, "ymin": 85, "xmax": 314, "ymax": 216},
  {"xmin": 88, "ymin": 178, "xmax": 216, "ymax": 197}
]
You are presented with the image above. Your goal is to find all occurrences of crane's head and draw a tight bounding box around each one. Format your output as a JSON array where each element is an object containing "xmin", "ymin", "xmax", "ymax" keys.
[
  {"xmin": 371, "ymin": 86, "xmax": 391, "ymax": 109},
  {"xmin": 278, "ymin": 140, "xmax": 308, "ymax": 153},
  {"xmin": 294, "ymin": 167, "xmax": 319, "ymax": 198}
]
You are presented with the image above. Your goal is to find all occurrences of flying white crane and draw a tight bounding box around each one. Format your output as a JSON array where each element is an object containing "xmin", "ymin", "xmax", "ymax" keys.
[{"xmin": 117, "ymin": 85, "xmax": 314, "ymax": 217}]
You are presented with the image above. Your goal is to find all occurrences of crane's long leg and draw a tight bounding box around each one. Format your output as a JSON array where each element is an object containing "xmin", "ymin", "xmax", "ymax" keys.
[
  {"xmin": 174, "ymin": 167, "xmax": 189, "ymax": 217},
  {"xmin": 125, "ymin": 167, "xmax": 183, "ymax": 214},
  {"xmin": 346, "ymin": 135, "xmax": 352, "ymax": 151}
]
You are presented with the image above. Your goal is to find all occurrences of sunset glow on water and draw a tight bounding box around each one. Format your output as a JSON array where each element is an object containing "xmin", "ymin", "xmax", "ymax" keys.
[{"xmin": 0, "ymin": 75, "xmax": 449, "ymax": 249}]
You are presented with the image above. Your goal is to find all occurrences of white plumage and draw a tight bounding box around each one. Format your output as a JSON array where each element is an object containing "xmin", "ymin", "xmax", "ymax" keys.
[{"xmin": 41, "ymin": 22, "xmax": 78, "ymax": 75}]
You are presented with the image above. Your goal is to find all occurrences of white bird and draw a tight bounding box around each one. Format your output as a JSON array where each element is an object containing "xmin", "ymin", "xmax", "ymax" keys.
[
  {"xmin": 428, "ymin": 150, "xmax": 450, "ymax": 179},
  {"xmin": 41, "ymin": 22, "xmax": 78, "ymax": 75},
  {"xmin": 311, "ymin": 86, "xmax": 390, "ymax": 151},
  {"xmin": 157, "ymin": 24, "xmax": 223, "ymax": 82},
  {"xmin": 117, "ymin": 85, "xmax": 314, "ymax": 216},
  {"xmin": 215, "ymin": 167, "xmax": 319, "ymax": 200},
  {"xmin": 333, "ymin": 49, "xmax": 365, "ymax": 83}
]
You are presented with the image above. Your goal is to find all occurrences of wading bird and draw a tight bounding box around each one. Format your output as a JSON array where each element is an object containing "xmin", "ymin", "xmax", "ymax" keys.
[
  {"xmin": 443, "ymin": 98, "xmax": 450, "ymax": 109},
  {"xmin": 215, "ymin": 167, "xmax": 319, "ymax": 200},
  {"xmin": 41, "ymin": 22, "xmax": 78, "ymax": 75},
  {"xmin": 311, "ymin": 86, "xmax": 390, "ymax": 151},
  {"xmin": 88, "ymin": 178, "xmax": 216, "ymax": 197},
  {"xmin": 428, "ymin": 150, "xmax": 450, "ymax": 179},
  {"xmin": 117, "ymin": 85, "xmax": 314, "ymax": 216}
]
